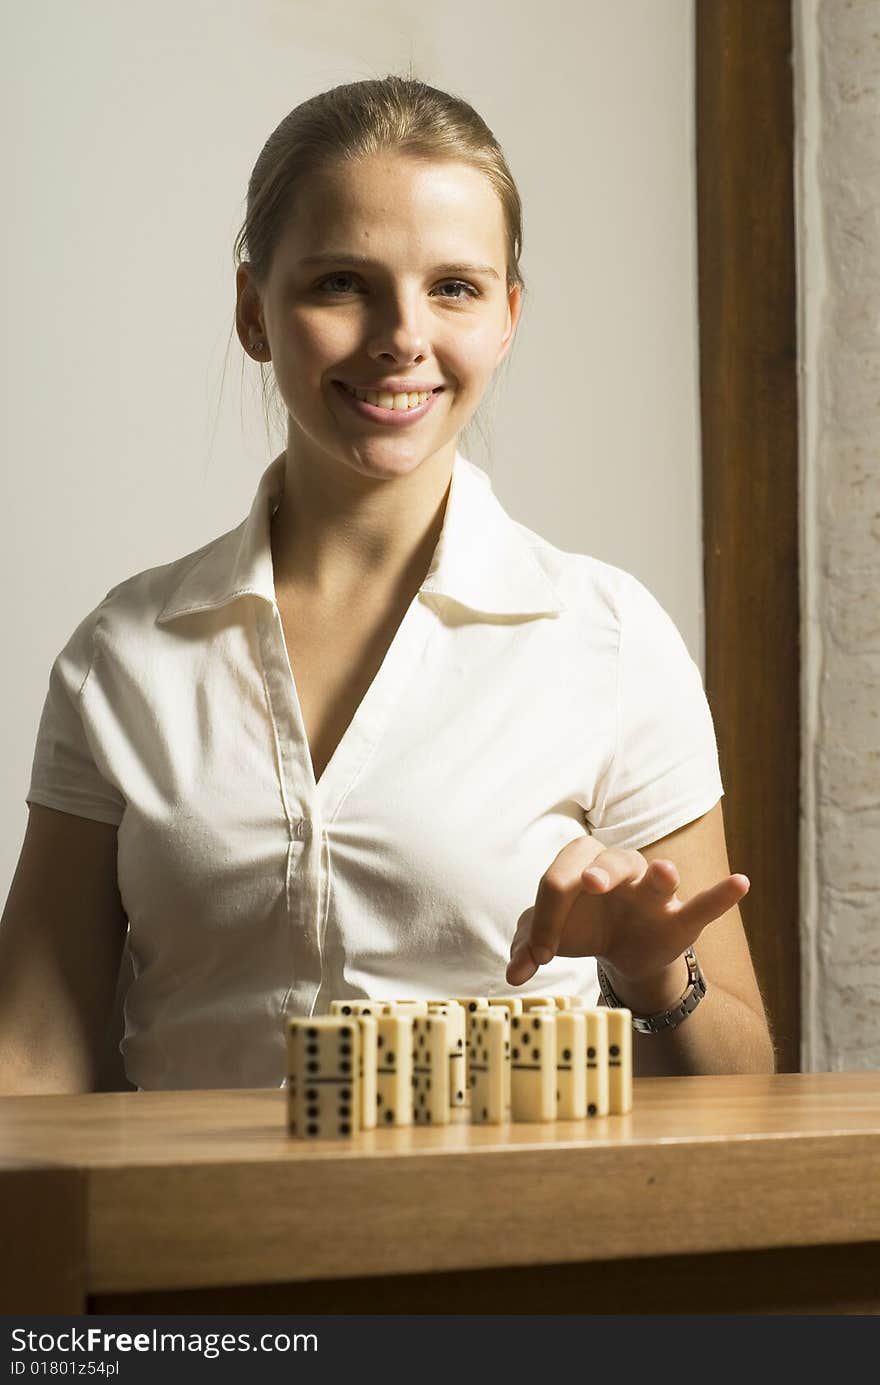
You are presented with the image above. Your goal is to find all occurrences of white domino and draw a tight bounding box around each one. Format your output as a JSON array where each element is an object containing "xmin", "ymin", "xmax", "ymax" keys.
[
  {"xmin": 605, "ymin": 1008, "xmax": 633, "ymax": 1114},
  {"xmin": 356, "ymin": 1014, "xmax": 378, "ymax": 1130},
  {"xmin": 451, "ymin": 996, "xmax": 491, "ymax": 1015},
  {"xmin": 510, "ymin": 1010, "xmax": 557, "ymax": 1121},
  {"xmin": 427, "ymin": 1001, "xmax": 466, "ymax": 1106},
  {"xmin": 375, "ymin": 1013, "xmax": 414, "ymax": 1126},
  {"xmin": 555, "ymin": 1011, "xmax": 587, "ymax": 1119},
  {"xmin": 583, "ymin": 1007, "xmax": 610, "ymax": 1116},
  {"xmin": 389, "ymin": 999, "xmax": 429, "ymax": 1016},
  {"xmin": 451, "ymin": 999, "xmax": 490, "ymax": 1105},
  {"xmin": 287, "ymin": 1017, "xmax": 360, "ymax": 1139},
  {"xmin": 411, "ymin": 1014, "xmax": 451, "ymax": 1124},
  {"xmin": 468, "ymin": 1009, "xmax": 509, "ymax": 1124},
  {"xmin": 303, "ymin": 997, "xmax": 636, "ymax": 1138},
  {"xmin": 329, "ymin": 999, "xmax": 394, "ymax": 1018},
  {"xmin": 488, "ymin": 996, "xmax": 523, "ymax": 1016},
  {"xmin": 485, "ymin": 999, "xmax": 521, "ymax": 1107}
]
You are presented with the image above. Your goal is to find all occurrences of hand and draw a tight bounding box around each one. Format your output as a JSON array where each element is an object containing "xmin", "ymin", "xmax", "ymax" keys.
[{"xmin": 505, "ymin": 834, "xmax": 749, "ymax": 988}]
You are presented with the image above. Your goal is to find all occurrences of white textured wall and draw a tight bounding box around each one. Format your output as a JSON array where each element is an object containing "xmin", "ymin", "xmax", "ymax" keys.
[
  {"xmin": 795, "ymin": 0, "xmax": 880, "ymax": 1071},
  {"xmin": 2, "ymin": 2, "xmax": 704, "ymax": 906}
]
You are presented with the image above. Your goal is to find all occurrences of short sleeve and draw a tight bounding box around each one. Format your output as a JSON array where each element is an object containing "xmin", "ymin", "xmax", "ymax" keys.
[
  {"xmin": 26, "ymin": 601, "xmax": 126, "ymax": 827},
  {"xmin": 588, "ymin": 573, "xmax": 724, "ymax": 849}
]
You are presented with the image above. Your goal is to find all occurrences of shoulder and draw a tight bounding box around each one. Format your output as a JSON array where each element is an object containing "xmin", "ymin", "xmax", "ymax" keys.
[
  {"xmin": 506, "ymin": 514, "xmax": 644, "ymax": 629},
  {"xmin": 40, "ymin": 522, "xmax": 245, "ymax": 700},
  {"xmin": 89, "ymin": 525, "xmax": 241, "ymax": 645},
  {"xmin": 503, "ymin": 514, "xmax": 691, "ymax": 680}
]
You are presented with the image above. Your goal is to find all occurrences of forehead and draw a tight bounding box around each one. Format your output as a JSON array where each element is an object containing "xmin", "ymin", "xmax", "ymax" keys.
[{"xmin": 273, "ymin": 154, "xmax": 506, "ymax": 264}]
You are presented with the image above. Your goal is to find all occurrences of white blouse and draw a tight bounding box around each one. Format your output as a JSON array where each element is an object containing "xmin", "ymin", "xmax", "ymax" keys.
[{"xmin": 26, "ymin": 450, "xmax": 724, "ymax": 1090}]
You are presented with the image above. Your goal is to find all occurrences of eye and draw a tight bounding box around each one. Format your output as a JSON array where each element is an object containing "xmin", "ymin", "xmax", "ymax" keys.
[
  {"xmin": 313, "ymin": 273, "xmax": 480, "ymax": 301},
  {"xmin": 434, "ymin": 280, "xmax": 479, "ymax": 301},
  {"xmin": 315, "ymin": 272, "xmax": 360, "ymax": 294}
]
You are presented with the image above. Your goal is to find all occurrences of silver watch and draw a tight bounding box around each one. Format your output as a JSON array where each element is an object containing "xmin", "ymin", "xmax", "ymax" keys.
[{"xmin": 596, "ymin": 946, "xmax": 706, "ymax": 1034}]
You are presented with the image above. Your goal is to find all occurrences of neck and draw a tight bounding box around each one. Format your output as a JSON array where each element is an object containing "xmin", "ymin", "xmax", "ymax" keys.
[{"xmin": 270, "ymin": 440, "xmax": 457, "ymax": 605}]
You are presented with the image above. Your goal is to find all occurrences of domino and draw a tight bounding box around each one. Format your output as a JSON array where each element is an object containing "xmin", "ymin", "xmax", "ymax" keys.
[
  {"xmin": 411, "ymin": 1014, "xmax": 451, "ymax": 1124},
  {"xmin": 375, "ymin": 1013, "xmax": 414, "ymax": 1125},
  {"xmin": 468, "ymin": 1009, "xmax": 509, "ymax": 1124},
  {"xmin": 510, "ymin": 1010, "xmax": 557, "ymax": 1121},
  {"xmin": 356, "ymin": 1013, "xmax": 378, "ymax": 1130},
  {"xmin": 451, "ymin": 996, "xmax": 491, "ymax": 1015},
  {"xmin": 487, "ymin": 996, "xmax": 523, "ymax": 1016},
  {"xmin": 605, "ymin": 1007, "xmax": 633, "ymax": 1114},
  {"xmin": 556, "ymin": 1011, "xmax": 587, "ymax": 1119},
  {"xmin": 301, "ymin": 996, "xmax": 636, "ymax": 1138},
  {"xmin": 485, "ymin": 999, "xmax": 521, "ymax": 1108},
  {"xmin": 451, "ymin": 1000, "xmax": 490, "ymax": 1105},
  {"xmin": 329, "ymin": 999, "xmax": 394, "ymax": 1018},
  {"xmin": 583, "ymin": 1007, "xmax": 610, "ymax": 1116},
  {"xmin": 427, "ymin": 1001, "xmax": 466, "ymax": 1106},
  {"xmin": 389, "ymin": 999, "xmax": 430, "ymax": 1016},
  {"xmin": 287, "ymin": 1017, "xmax": 360, "ymax": 1139},
  {"xmin": 487, "ymin": 1001, "xmax": 521, "ymax": 1101}
]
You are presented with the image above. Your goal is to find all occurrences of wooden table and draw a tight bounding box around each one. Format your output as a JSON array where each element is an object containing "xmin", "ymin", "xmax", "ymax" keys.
[{"xmin": 2, "ymin": 1072, "xmax": 879, "ymax": 1314}]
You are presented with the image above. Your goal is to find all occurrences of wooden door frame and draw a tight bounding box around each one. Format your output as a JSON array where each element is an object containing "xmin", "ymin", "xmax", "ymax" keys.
[{"xmin": 696, "ymin": 0, "xmax": 800, "ymax": 1071}]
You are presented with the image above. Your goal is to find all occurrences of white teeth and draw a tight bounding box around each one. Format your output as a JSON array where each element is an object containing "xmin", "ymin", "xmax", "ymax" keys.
[{"xmin": 345, "ymin": 383, "xmax": 433, "ymax": 410}]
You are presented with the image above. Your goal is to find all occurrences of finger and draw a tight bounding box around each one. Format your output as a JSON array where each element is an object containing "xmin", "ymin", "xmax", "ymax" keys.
[
  {"xmin": 508, "ymin": 910, "xmax": 532, "ymax": 961},
  {"xmin": 674, "ymin": 873, "xmax": 750, "ymax": 934},
  {"xmin": 581, "ymin": 847, "xmax": 649, "ymax": 894},
  {"xmin": 506, "ymin": 907, "xmax": 541, "ymax": 984},
  {"xmin": 509, "ymin": 836, "xmax": 629, "ymax": 985},
  {"xmin": 506, "ymin": 944, "xmax": 540, "ymax": 986},
  {"xmin": 642, "ymin": 859, "xmax": 679, "ymax": 894},
  {"xmin": 521, "ymin": 836, "xmax": 613, "ymax": 968},
  {"xmin": 528, "ymin": 863, "xmax": 594, "ymax": 966},
  {"xmin": 583, "ymin": 863, "xmax": 672, "ymax": 894}
]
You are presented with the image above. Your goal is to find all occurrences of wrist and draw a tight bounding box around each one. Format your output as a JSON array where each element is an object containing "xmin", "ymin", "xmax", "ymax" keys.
[{"xmin": 598, "ymin": 952, "xmax": 691, "ymax": 1017}]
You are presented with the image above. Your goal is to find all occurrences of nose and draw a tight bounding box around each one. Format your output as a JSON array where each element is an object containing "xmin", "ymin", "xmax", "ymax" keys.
[{"xmin": 366, "ymin": 290, "xmax": 430, "ymax": 366}]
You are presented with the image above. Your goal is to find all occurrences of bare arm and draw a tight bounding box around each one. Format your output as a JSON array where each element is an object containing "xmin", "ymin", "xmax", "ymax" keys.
[
  {"xmin": 508, "ymin": 801, "xmax": 776, "ymax": 1077},
  {"xmin": 598, "ymin": 803, "xmax": 777, "ymax": 1077},
  {"xmin": 0, "ymin": 804, "xmax": 128, "ymax": 1093}
]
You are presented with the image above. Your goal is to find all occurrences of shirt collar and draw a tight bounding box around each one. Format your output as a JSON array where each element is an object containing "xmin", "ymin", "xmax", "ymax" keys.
[{"xmin": 157, "ymin": 449, "xmax": 567, "ymax": 625}]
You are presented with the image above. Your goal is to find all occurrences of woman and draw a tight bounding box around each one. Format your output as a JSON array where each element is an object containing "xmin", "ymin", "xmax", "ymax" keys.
[{"xmin": 1, "ymin": 75, "xmax": 775, "ymax": 1092}]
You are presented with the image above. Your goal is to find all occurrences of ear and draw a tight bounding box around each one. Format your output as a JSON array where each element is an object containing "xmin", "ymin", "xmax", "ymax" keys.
[
  {"xmin": 495, "ymin": 282, "xmax": 523, "ymax": 369},
  {"xmin": 235, "ymin": 263, "xmax": 266, "ymax": 352}
]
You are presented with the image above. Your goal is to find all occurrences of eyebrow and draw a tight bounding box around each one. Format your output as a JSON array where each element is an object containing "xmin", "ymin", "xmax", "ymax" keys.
[{"xmin": 298, "ymin": 252, "xmax": 501, "ymax": 281}]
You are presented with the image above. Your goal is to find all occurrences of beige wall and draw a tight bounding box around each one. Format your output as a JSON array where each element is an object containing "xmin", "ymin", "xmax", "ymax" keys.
[
  {"xmin": 794, "ymin": 0, "xmax": 880, "ymax": 1072},
  {"xmin": 1, "ymin": 0, "xmax": 704, "ymax": 898}
]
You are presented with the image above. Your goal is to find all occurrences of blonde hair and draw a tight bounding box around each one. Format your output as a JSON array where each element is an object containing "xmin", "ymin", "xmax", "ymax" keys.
[{"xmin": 230, "ymin": 72, "xmax": 525, "ymax": 469}]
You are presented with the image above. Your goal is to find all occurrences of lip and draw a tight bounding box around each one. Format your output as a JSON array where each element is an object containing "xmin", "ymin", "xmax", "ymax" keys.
[
  {"xmin": 337, "ymin": 379, "xmax": 444, "ymax": 393},
  {"xmin": 332, "ymin": 379, "xmax": 443, "ymax": 426}
]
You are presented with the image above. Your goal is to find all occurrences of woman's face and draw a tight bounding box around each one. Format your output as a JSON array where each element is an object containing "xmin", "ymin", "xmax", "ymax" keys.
[{"xmin": 236, "ymin": 153, "xmax": 522, "ymax": 482}]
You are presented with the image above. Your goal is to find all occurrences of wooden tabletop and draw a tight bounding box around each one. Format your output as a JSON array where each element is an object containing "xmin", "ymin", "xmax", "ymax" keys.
[{"xmin": 2, "ymin": 1071, "xmax": 879, "ymax": 1298}]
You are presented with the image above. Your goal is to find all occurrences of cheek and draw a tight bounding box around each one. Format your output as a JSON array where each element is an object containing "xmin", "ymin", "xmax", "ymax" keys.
[
  {"xmin": 448, "ymin": 319, "xmax": 507, "ymax": 386},
  {"xmin": 283, "ymin": 309, "xmax": 356, "ymax": 373},
  {"xmin": 276, "ymin": 306, "xmax": 504, "ymax": 393}
]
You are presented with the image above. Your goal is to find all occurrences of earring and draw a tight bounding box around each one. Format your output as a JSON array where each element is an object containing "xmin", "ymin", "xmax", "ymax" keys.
[{"xmin": 251, "ymin": 338, "xmax": 265, "ymax": 353}]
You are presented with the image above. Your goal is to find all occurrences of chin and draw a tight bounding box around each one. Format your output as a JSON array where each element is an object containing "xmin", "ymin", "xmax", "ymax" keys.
[
  {"xmin": 343, "ymin": 444, "xmax": 438, "ymax": 477},
  {"xmin": 346, "ymin": 451, "xmax": 435, "ymax": 484}
]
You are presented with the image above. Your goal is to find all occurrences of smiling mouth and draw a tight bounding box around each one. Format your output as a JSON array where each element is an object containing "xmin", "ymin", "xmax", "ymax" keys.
[{"xmin": 335, "ymin": 381, "xmax": 443, "ymax": 411}]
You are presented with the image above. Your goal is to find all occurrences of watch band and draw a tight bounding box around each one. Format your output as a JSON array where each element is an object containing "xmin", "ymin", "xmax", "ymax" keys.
[{"xmin": 596, "ymin": 946, "xmax": 706, "ymax": 1034}]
